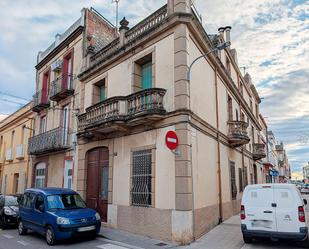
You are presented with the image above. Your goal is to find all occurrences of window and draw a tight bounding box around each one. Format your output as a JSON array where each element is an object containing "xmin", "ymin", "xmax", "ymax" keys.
[
  {"xmin": 240, "ymin": 112, "xmax": 245, "ymax": 122},
  {"xmin": 255, "ymin": 103, "xmax": 259, "ymax": 118},
  {"xmin": 62, "ymin": 52, "xmax": 73, "ymax": 89},
  {"xmin": 250, "ymin": 99, "xmax": 253, "ymax": 110},
  {"xmin": 133, "ymin": 53, "xmax": 153, "ymax": 92},
  {"xmin": 11, "ymin": 130, "xmax": 15, "ymax": 147},
  {"xmin": 35, "ymin": 195, "xmax": 45, "ymax": 210},
  {"xmin": 238, "ymin": 168, "xmax": 243, "ymax": 192},
  {"xmin": 64, "ymin": 160, "xmax": 73, "ymax": 189},
  {"xmin": 93, "ymin": 79, "xmax": 106, "ymax": 104},
  {"xmin": 42, "ymin": 71, "xmax": 50, "ymax": 103},
  {"xmin": 227, "ymin": 95, "xmax": 233, "ymax": 121},
  {"xmin": 22, "ymin": 193, "xmax": 36, "ymax": 209},
  {"xmin": 244, "ymin": 166, "xmax": 248, "ymax": 187},
  {"xmin": 13, "ymin": 173, "xmax": 19, "ymax": 193},
  {"xmin": 40, "ymin": 116, "xmax": 47, "ymax": 133},
  {"xmin": 240, "ymin": 82, "xmax": 244, "ymax": 95},
  {"xmin": 47, "ymin": 194, "xmax": 86, "ymax": 210},
  {"xmin": 251, "ymin": 126, "xmax": 255, "ymax": 145},
  {"xmin": 62, "ymin": 105, "xmax": 69, "ymax": 145},
  {"xmin": 230, "ymin": 161, "xmax": 237, "ymax": 200},
  {"xmin": 21, "ymin": 125, "xmax": 27, "ymax": 145},
  {"xmin": 35, "ymin": 163, "xmax": 46, "ymax": 188},
  {"xmin": 226, "ymin": 57, "xmax": 231, "ymax": 74},
  {"xmin": 235, "ymin": 109, "xmax": 239, "ymax": 121},
  {"xmin": 131, "ymin": 149, "xmax": 153, "ymax": 207}
]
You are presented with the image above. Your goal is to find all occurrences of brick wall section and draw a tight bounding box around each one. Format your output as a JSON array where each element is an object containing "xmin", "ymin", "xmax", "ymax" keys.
[{"xmin": 85, "ymin": 9, "xmax": 117, "ymax": 53}]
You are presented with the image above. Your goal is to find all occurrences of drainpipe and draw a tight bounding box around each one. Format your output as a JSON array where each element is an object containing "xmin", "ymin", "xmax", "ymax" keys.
[{"xmin": 215, "ymin": 67, "xmax": 223, "ymax": 223}]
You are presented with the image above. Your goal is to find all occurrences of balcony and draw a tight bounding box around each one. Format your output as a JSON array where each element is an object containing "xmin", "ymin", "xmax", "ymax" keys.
[
  {"xmin": 49, "ymin": 74, "xmax": 75, "ymax": 101},
  {"xmin": 28, "ymin": 127, "xmax": 71, "ymax": 155},
  {"xmin": 252, "ymin": 143, "xmax": 266, "ymax": 161},
  {"xmin": 78, "ymin": 88, "xmax": 166, "ymax": 134},
  {"xmin": 227, "ymin": 121, "xmax": 250, "ymax": 147},
  {"xmin": 32, "ymin": 90, "xmax": 50, "ymax": 112}
]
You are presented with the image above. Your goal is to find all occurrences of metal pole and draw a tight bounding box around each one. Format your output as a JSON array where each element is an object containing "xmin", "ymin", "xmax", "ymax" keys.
[{"xmin": 187, "ymin": 50, "xmax": 215, "ymax": 81}]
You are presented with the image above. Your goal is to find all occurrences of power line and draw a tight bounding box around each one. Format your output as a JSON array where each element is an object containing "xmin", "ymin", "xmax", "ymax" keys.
[
  {"xmin": 0, "ymin": 98, "xmax": 26, "ymax": 106},
  {"xmin": 0, "ymin": 91, "xmax": 30, "ymax": 102}
]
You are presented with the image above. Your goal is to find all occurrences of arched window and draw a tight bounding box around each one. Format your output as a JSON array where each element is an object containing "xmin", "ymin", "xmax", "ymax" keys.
[{"xmin": 35, "ymin": 162, "xmax": 46, "ymax": 188}]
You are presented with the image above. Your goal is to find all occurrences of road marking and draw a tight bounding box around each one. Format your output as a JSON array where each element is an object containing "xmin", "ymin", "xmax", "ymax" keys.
[
  {"xmin": 2, "ymin": 234, "xmax": 14, "ymax": 239},
  {"xmin": 97, "ymin": 244, "xmax": 129, "ymax": 249},
  {"xmin": 17, "ymin": 241, "xmax": 29, "ymax": 246}
]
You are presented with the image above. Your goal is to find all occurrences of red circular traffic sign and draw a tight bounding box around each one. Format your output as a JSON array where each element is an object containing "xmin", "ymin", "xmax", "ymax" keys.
[{"xmin": 165, "ymin": 131, "xmax": 179, "ymax": 150}]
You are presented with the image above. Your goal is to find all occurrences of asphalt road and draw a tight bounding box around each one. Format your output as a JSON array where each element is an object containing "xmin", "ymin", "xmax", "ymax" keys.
[{"xmin": 0, "ymin": 228, "xmax": 131, "ymax": 249}]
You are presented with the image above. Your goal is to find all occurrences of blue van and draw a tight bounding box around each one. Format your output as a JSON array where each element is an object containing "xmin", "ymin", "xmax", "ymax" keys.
[{"xmin": 18, "ymin": 188, "xmax": 101, "ymax": 245}]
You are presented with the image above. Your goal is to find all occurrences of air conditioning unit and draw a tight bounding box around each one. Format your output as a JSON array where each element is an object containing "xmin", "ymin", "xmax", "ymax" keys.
[
  {"xmin": 16, "ymin": 144, "xmax": 24, "ymax": 159},
  {"xmin": 51, "ymin": 59, "xmax": 63, "ymax": 72},
  {"xmin": 5, "ymin": 148, "xmax": 13, "ymax": 161}
]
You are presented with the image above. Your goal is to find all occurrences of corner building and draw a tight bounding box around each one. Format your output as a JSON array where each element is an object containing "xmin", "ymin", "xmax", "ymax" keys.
[{"xmin": 76, "ymin": 0, "xmax": 267, "ymax": 243}]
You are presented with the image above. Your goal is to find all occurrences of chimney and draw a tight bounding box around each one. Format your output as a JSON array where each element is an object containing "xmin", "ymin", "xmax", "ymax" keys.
[
  {"xmin": 167, "ymin": 0, "xmax": 191, "ymax": 15},
  {"xmin": 119, "ymin": 17, "xmax": 129, "ymax": 46},
  {"xmin": 224, "ymin": 26, "xmax": 232, "ymax": 44},
  {"xmin": 218, "ymin": 27, "xmax": 225, "ymax": 38}
]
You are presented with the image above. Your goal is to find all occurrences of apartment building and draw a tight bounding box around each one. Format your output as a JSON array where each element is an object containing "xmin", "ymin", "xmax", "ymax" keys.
[
  {"xmin": 28, "ymin": 8, "xmax": 116, "ymax": 190},
  {"xmin": 303, "ymin": 162, "xmax": 309, "ymax": 182},
  {"xmin": 275, "ymin": 142, "xmax": 291, "ymax": 182},
  {"xmin": 0, "ymin": 103, "xmax": 34, "ymax": 194},
  {"xmin": 75, "ymin": 0, "xmax": 267, "ymax": 242}
]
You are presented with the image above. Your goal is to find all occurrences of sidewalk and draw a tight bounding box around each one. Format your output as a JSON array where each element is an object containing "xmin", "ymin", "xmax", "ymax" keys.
[
  {"xmin": 99, "ymin": 226, "xmax": 178, "ymax": 249},
  {"xmin": 183, "ymin": 215, "xmax": 243, "ymax": 249},
  {"xmin": 98, "ymin": 215, "xmax": 242, "ymax": 249}
]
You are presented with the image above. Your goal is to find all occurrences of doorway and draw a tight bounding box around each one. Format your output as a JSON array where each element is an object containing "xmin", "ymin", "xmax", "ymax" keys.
[
  {"xmin": 64, "ymin": 160, "xmax": 73, "ymax": 189},
  {"xmin": 86, "ymin": 147, "xmax": 109, "ymax": 222}
]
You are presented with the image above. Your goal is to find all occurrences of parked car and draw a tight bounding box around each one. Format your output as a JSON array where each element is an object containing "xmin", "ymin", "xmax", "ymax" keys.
[
  {"xmin": 301, "ymin": 184, "xmax": 309, "ymax": 194},
  {"xmin": 18, "ymin": 188, "xmax": 101, "ymax": 245},
  {"xmin": 0, "ymin": 194, "xmax": 20, "ymax": 228},
  {"xmin": 241, "ymin": 184, "xmax": 308, "ymax": 245}
]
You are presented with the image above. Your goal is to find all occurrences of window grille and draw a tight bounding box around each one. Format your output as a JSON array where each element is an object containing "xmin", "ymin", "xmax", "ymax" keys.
[
  {"xmin": 131, "ymin": 149, "xmax": 152, "ymax": 207},
  {"xmin": 239, "ymin": 168, "xmax": 243, "ymax": 192},
  {"xmin": 230, "ymin": 161, "xmax": 237, "ymax": 200}
]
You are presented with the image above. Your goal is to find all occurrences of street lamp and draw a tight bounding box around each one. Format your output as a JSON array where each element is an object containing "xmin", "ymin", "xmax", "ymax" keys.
[{"xmin": 187, "ymin": 41, "xmax": 231, "ymax": 81}]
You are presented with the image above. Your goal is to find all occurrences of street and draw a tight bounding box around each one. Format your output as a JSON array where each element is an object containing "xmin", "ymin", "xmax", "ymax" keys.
[{"xmin": 1, "ymin": 195, "xmax": 309, "ymax": 249}]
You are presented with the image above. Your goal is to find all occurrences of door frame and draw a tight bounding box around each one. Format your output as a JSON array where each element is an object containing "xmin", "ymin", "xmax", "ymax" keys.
[{"xmin": 85, "ymin": 147, "xmax": 109, "ymax": 222}]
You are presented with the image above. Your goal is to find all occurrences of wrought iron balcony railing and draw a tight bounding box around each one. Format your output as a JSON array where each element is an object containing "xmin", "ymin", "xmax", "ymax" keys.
[
  {"xmin": 252, "ymin": 143, "xmax": 266, "ymax": 161},
  {"xmin": 227, "ymin": 121, "xmax": 250, "ymax": 147},
  {"xmin": 49, "ymin": 74, "xmax": 75, "ymax": 101},
  {"xmin": 78, "ymin": 88, "xmax": 166, "ymax": 133},
  {"xmin": 32, "ymin": 89, "xmax": 50, "ymax": 112},
  {"xmin": 28, "ymin": 127, "xmax": 71, "ymax": 155}
]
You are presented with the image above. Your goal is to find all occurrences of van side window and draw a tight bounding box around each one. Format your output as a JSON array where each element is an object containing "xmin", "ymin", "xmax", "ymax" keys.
[
  {"xmin": 35, "ymin": 195, "xmax": 45, "ymax": 210},
  {"xmin": 24, "ymin": 193, "xmax": 36, "ymax": 209}
]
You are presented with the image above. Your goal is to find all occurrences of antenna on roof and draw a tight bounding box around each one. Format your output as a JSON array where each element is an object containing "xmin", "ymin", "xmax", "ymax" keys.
[{"xmin": 112, "ymin": 0, "xmax": 120, "ymax": 31}]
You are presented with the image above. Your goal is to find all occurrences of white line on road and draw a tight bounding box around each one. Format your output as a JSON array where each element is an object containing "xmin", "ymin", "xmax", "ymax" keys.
[
  {"xmin": 97, "ymin": 244, "xmax": 129, "ymax": 249},
  {"xmin": 97, "ymin": 239, "xmax": 144, "ymax": 249},
  {"xmin": 2, "ymin": 234, "xmax": 14, "ymax": 239},
  {"xmin": 17, "ymin": 241, "xmax": 29, "ymax": 246}
]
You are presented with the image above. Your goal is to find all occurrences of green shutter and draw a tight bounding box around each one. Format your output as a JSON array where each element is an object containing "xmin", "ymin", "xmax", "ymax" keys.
[
  {"xmin": 141, "ymin": 62, "xmax": 152, "ymax": 89},
  {"xmin": 100, "ymin": 85, "xmax": 106, "ymax": 101}
]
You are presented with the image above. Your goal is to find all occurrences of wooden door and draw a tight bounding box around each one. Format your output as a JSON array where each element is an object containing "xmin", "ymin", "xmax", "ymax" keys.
[{"xmin": 86, "ymin": 147, "xmax": 109, "ymax": 222}]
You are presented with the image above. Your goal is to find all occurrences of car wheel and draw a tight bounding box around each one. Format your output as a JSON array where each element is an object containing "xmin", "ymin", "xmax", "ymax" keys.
[
  {"xmin": 243, "ymin": 235, "xmax": 253, "ymax": 244},
  {"xmin": 46, "ymin": 226, "xmax": 56, "ymax": 246},
  {"xmin": 18, "ymin": 220, "xmax": 27, "ymax": 235}
]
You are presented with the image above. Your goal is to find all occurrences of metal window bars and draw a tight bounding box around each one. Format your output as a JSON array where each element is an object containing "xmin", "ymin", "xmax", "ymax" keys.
[{"xmin": 131, "ymin": 149, "xmax": 152, "ymax": 207}]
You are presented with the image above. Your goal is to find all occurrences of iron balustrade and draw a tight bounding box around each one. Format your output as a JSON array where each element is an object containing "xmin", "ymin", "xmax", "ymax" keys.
[
  {"xmin": 49, "ymin": 74, "xmax": 75, "ymax": 101},
  {"xmin": 78, "ymin": 88, "xmax": 166, "ymax": 132},
  {"xmin": 32, "ymin": 89, "xmax": 50, "ymax": 112},
  {"xmin": 227, "ymin": 121, "xmax": 250, "ymax": 147},
  {"xmin": 252, "ymin": 143, "xmax": 266, "ymax": 160},
  {"xmin": 28, "ymin": 127, "xmax": 71, "ymax": 155}
]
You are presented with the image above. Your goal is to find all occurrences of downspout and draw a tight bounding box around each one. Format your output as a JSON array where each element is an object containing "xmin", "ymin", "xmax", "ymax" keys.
[{"xmin": 215, "ymin": 67, "xmax": 223, "ymax": 223}]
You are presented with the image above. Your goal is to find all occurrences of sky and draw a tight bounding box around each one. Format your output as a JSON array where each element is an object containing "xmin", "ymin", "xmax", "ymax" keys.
[{"xmin": 0, "ymin": 0, "xmax": 308, "ymax": 176}]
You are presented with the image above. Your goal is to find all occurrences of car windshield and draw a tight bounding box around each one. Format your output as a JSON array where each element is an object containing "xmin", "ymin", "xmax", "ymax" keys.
[
  {"xmin": 5, "ymin": 196, "xmax": 18, "ymax": 206},
  {"xmin": 47, "ymin": 194, "xmax": 86, "ymax": 210}
]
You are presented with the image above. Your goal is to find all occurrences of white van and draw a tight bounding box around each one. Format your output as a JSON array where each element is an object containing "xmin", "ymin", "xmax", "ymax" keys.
[{"xmin": 241, "ymin": 184, "xmax": 308, "ymax": 244}]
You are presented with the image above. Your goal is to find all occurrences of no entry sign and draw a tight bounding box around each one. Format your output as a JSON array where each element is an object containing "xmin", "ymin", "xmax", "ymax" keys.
[{"xmin": 165, "ymin": 131, "xmax": 179, "ymax": 150}]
